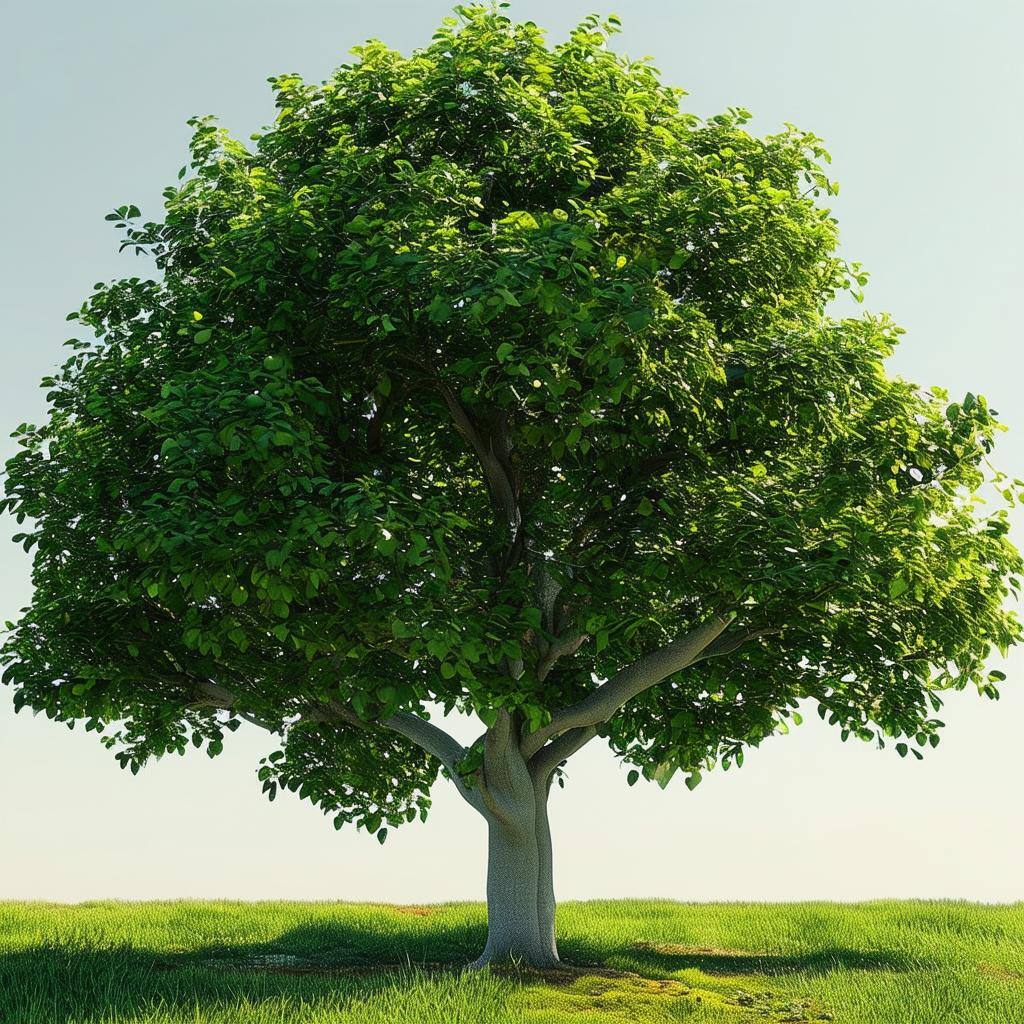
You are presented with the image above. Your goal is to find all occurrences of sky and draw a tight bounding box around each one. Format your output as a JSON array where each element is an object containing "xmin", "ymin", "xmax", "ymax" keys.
[{"xmin": 1, "ymin": 0, "xmax": 1022, "ymax": 904}]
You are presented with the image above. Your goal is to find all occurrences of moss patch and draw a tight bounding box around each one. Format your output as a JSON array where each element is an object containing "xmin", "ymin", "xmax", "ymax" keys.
[{"xmin": 516, "ymin": 972, "xmax": 832, "ymax": 1023}]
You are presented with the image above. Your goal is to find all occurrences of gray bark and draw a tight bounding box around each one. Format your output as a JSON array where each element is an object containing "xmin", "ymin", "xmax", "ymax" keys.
[
  {"xmin": 474, "ymin": 809, "xmax": 556, "ymax": 967},
  {"xmin": 471, "ymin": 716, "xmax": 560, "ymax": 968},
  {"xmin": 520, "ymin": 613, "xmax": 733, "ymax": 758},
  {"xmin": 534, "ymin": 777, "xmax": 558, "ymax": 962}
]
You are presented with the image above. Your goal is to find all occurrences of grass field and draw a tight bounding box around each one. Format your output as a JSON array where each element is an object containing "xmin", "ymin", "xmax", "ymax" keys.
[{"xmin": 1, "ymin": 900, "xmax": 1021, "ymax": 1023}]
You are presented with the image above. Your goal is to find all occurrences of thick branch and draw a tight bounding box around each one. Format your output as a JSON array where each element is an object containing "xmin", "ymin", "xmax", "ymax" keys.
[
  {"xmin": 192, "ymin": 678, "xmax": 241, "ymax": 708},
  {"xmin": 190, "ymin": 680, "xmax": 485, "ymax": 815},
  {"xmin": 521, "ymin": 613, "xmax": 733, "ymax": 759},
  {"xmin": 437, "ymin": 382, "xmax": 520, "ymax": 538},
  {"xmin": 436, "ymin": 710, "xmax": 536, "ymax": 828},
  {"xmin": 530, "ymin": 725, "xmax": 598, "ymax": 780},
  {"xmin": 535, "ymin": 631, "xmax": 587, "ymax": 683},
  {"xmin": 382, "ymin": 710, "xmax": 487, "ymax": 816},
  {"xmin": 528, "ymin": 620, "xmax": 775, "ymax": 774},
  {"xmin": 191, "ymin": 679, "xmax": 279, "ymax": 733},
  {"xmin": 382, "ymin": 709, "xmax": 466, "ymax": 768},
  {"xmin": 478, "ymin": 709, "xmax": 529, "ymax": 822},
  {"xmin": 693, "ymin": 625, "xmax": 777, "ymax": 662}
]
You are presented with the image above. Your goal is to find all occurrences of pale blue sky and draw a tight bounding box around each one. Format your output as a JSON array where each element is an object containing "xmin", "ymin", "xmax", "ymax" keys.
[{"xmin": 2, "ymin": 0, "xmax": 1022, "ymax": 902}]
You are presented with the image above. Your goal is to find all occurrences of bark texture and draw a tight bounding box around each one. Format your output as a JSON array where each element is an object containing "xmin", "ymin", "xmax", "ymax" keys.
[
  {"xmin": 474, "ymin": 809, "xmax": 556, "ymax": 967},
  {"xmin": 534, "ymin": 779, "xmax": 558, "ymax": 962},
  {"xmin": 471, "ymin": 713, "xmax": 560, "ymax": 968}
]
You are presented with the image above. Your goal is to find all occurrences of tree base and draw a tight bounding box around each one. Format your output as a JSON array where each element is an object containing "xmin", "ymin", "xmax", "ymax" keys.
[{"xmin": 469, "ymin": 950, "xmax": 562, "ymax": 971}]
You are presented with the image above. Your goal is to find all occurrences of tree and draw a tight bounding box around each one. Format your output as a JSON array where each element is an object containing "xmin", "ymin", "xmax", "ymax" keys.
[{"xmin": 2, "ymin": 5, "xmax": 1020, "ymax": 968}]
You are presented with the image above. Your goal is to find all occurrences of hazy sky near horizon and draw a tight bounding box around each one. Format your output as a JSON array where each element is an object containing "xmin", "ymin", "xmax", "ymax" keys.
[{"xmin": 2, "ymin": 0, "xmax": 1022, "ymax": 904}]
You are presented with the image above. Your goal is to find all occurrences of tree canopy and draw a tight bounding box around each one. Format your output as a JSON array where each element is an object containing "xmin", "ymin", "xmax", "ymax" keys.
[{"xmin": 3, "ymin": 6, "xmax": 1020, "ymax": 849}]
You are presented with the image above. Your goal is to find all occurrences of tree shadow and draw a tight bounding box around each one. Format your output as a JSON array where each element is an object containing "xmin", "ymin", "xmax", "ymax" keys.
[
  {"xmin": 600, "ymin": 940, "xmax": 923, "ymax": 978},
  {"xmin": 183, "ymin": 914, "xmax": 487, "ymax": 970},
  {"xmin": 0, "ymin": 914, "xmax": 927, "ymax": 1022},
  {"xmin": 0, "ymin": 917, "xmax": 490, "ymax": 1024}
]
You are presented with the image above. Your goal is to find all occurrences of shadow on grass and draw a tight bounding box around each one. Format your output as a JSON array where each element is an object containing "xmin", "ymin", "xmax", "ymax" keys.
[
  {"xmin": 0, "ymin": 916, "xmax": 920, "ymax": 1022},
  {"xmin": 183, "ymin": 915, "xmax": 487, "ymax": 970},
  {"xmin": 607, "ymin": 940, "xmax": 922, "ymax": 978},
  {"xmin": 0, "ymin": 918, "xmax": 489, "ymax": 1023}
]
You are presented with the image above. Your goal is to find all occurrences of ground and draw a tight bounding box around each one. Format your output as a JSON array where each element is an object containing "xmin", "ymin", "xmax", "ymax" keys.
[{"xmin": 1, "ymin": 900, "xmax": 1021, "ymax": 1022}]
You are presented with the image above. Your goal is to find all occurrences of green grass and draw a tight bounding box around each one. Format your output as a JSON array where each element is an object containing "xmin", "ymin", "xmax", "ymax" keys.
[{"xmin": 1, "ymin": 900, "xmax": 1021, "ymax": 1022}]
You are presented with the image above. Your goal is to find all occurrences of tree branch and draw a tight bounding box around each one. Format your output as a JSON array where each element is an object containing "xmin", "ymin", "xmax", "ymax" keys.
[
  {"xmin": 521, "ymin": 613, "xmax": 733, "ymax": 759},
  {"xmin": 530, "ymin": 725, "xmax": 598, "ymax": 780},
  {"xmin": 535, "ymin": 631, "xmax": 587, "ymax": 683},
  {"xmin": 527, "ymin": 620, "xmax": 777, "ymax": 776},
  {"xmin": 692, "ymin": 625, "xmax": 778, "ymax": 662},
  {"xmin": 382, "ymin": 710, "xmax": 487, "ymax": 816},
  {"xmin": 437, "ymin": 382, "xmax": 521, "ymax": 544},
  {"xmin": 190, "ymin": 679, "xmax": 279, "ymax": 733},
  {"xmin": 190, "ymin": 679, "xmax": 486, "ymax": 816},
  {"xmin": 478, "ymin": 709, "xmax": 536, "ymax": 827}
]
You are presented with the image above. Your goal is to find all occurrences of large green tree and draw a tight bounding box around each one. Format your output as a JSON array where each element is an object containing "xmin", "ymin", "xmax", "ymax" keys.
[{"xmin": 3, "ymin": 6, "xmax": 1020, "ymax": 967}]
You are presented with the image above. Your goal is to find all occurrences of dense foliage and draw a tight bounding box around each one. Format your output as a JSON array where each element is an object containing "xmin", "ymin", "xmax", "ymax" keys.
[{"xmin": 3, "ymin": 6, "xmax": 1020, "ymax": 843}]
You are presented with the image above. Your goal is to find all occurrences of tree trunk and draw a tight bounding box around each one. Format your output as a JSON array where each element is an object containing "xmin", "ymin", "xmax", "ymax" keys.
[
  {"xmin": 534, "ymin": 779, "xmax": 558, "ymax": 962},
  {"xmin": 472, "ymin": 773, "xmax": 559, "ymax": 968}
]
